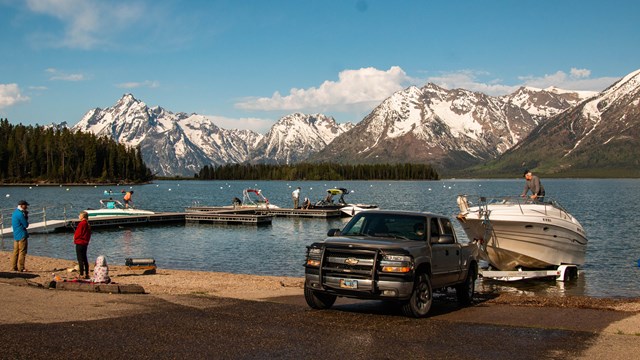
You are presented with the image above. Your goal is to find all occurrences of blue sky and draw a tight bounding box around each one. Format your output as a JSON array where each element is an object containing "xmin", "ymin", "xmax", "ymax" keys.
[{"xmin": 1, "ymin": 0, "xmax": 638, "ymax": 133}]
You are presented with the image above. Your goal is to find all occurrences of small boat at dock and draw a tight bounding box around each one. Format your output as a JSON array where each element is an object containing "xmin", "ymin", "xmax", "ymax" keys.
[
  {"xmin": 85, "ymin": 199, "xmax": 155, "ymax": 217},
  {"xmin": 309, "ymin": 188, "xmax": 378, "ymax": 216}
]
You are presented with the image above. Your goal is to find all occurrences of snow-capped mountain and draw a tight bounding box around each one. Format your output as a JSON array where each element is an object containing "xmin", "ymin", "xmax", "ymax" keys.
[
  {"xmin": 494, "ymin": 68, "xmax": 640, "ymax": 175},
  {"xmin": 74, "ymin": 94, "xmax": 264, "ymax": 176},
  {"xmin": 311, "ymin": 83, "xmax": 586, "ymax": 169},
  {"xmin": 73, "ymin": 69, "xmax": 637, "ymax": 177},
  {"xmin": 500, "ymin": 86, "xmax": 595, "ymax": 121},
  {"xmin": 250, "ymin": 113, "xmax": 353, "ymax": 164},
  {"xmin": 73, "ymin": 95, "xmax": 354, "ymax": 175}
]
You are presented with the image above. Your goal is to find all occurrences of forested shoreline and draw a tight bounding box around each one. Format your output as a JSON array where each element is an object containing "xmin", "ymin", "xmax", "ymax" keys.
[
  {"xmin": 0, "ymin": 119, "xmax": 438, "ymax": 183},
  {"xmin": 196, "ymin": 162, "xmax": 439, "ymax": 180},
  {"xmin": 0, "ymin": 119, "xmax": 153, "ymax": 184}
]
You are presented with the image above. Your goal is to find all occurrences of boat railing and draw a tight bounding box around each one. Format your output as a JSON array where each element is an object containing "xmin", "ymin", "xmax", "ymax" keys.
[{"xmin": 459, "ymin": 195, "xmax": 573, "ymax": 220}]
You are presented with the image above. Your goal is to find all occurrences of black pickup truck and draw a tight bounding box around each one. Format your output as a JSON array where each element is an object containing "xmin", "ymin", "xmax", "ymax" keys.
[{"xmin": 304, "ymin": 210, "xmax": 479, "ymax": 317}]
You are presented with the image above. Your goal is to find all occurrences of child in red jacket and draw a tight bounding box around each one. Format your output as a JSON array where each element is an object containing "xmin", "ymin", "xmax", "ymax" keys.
[{"xmin": 73, "ymin": 211, "xmax": 92, "ymax": 279}]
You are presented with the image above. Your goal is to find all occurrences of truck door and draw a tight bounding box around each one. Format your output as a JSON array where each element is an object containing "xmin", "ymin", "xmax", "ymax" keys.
[{"xmin": 430, "ymin": 217, "xmax": 461, "ymax": 286}]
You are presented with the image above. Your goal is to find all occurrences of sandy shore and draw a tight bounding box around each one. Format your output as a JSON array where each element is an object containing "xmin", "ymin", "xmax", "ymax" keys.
[{"xmin": 0, "ymin": 251, "xmax": 304, "ymax": 300}]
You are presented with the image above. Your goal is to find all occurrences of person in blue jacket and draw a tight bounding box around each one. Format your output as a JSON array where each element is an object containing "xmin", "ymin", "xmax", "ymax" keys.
[{"xmin": 11, "ymin": 200, "xmax": 30, "ymax": 272}]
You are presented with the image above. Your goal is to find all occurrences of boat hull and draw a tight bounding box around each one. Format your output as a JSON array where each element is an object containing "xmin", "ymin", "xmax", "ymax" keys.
[
  {"xmin": 457, "ymin": 200, "xmax": 587, "ymax": 270},
  {"xmin": 340, "ymin": 204, "xmax": 379, "ymax": 217},
  {"xmin": 86, "ymin": 209, "xmax": 155, "ymax": 217}
]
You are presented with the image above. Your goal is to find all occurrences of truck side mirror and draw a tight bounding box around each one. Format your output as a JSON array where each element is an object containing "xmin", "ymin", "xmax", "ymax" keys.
[
  {"xmin": 327, "ymin": 229, "xmax": 341, "ymax": 237},
  {"xmin": 432, "ymin": 234, "xmax": 454, "ymax": 244}
]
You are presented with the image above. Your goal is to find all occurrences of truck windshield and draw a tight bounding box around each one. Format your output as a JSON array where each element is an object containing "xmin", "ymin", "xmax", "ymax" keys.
[{"xmin": 342, "ymin": 213, "xmax": 427, "ymax": 241}]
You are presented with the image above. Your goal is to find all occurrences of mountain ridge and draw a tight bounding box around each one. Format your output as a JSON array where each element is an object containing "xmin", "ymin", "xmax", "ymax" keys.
[{"xmin": 71, "ymin": 70, "xmax": 639, "ymax": 177}]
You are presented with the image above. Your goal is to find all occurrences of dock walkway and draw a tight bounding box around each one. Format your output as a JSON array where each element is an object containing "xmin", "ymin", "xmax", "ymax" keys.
[{"xmin": 1, "ymin": 205, "xmax": 346, "ymax": 236}]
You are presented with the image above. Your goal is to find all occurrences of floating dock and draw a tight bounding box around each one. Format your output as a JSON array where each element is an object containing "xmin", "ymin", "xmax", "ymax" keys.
[
  {"xmin": 1, "ymin": 205, "xmax": 344, "ymax": 237},
  {"xmin": 186, "ymin": 206, "xmax": 343, "ymax": 218},
  {"xmin": 185, "ymin": 212, "xmax": 272, "ymax": 225}
]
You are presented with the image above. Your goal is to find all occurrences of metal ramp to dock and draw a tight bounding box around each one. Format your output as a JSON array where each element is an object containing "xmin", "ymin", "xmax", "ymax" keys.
[{"xmin": 1, "ymin": 219, "xmax": 68, "ymax": 236}]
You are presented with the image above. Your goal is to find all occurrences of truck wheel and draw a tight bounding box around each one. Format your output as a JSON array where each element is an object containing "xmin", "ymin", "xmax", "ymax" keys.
[
  {"xmin": 456, "ymin": 266, "xmax": 476, "ymax": 306},
  {"xmin": 401, "ymin": 273, "xmax": 433, "ymax": 318},
  {"xmin": 304, "ymin": 286, "xmax": 337, "ymax": 310}
]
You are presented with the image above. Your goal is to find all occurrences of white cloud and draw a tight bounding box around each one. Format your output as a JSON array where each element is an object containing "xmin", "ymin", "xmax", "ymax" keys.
[
  {"xmin": 235, "ymin": 66, "xmax": 416, "ymax": 112},
  {"xmin": 46, "ymin": 68, "xmax": 86, "ymax": 81},
  {"xmin": 116, "ymin": 81, "xmax": 160, "ymax": 89},
  {"xmin": 26, "ymin": 0, "xmax": 146, "ymax": 49},
  {"xmin": 570, "ymin": 68, "xmax": 591, "ymax": 79},
  {"xmin": 518, "ymin": 69, "xmax": 617, "ymax": 92},
  {"xmin": 0, "ymin": 84, "xmax": 29, "ymax": 109},
  {"xmin": 425, "ymin": 70, "xmax": 518, "ymax": 96},
  {"xmin": 425, "ymin": 68, "xmax": 617, "ymax": 95}
]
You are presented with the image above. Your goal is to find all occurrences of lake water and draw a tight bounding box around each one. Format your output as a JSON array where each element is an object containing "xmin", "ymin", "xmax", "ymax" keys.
[{"xmin": 1, "ymin": 179, "xmax": 639, "ymax": 298}]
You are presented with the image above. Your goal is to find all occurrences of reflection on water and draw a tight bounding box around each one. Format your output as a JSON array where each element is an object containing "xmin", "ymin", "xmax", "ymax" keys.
[
  {"xmin": 1, "ymin": 179, "xmax": 640, "ymax": 298},
  {"xmin": 477, "ymin": 272, "xmax": 588, "ymax": 297}
]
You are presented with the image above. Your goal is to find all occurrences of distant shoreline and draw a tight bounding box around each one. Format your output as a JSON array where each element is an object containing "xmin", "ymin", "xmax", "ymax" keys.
[{"xmin": 0, "ymin": 182, "xmax": 150, "ymax": 187}]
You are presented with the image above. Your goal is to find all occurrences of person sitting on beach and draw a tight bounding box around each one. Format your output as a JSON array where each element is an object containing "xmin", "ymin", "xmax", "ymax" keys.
[{"xmin": 92, "ymin": 255, "xmax": 111, "ymax": 284}]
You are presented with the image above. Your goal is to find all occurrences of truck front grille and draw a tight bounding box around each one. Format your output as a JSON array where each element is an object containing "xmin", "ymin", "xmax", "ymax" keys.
[{"xmin": 321, "ymin": 247, "xmax": 378, "ymax": 280}]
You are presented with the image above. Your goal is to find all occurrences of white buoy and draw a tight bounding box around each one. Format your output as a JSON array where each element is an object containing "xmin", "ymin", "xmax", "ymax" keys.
[{"xmin": 5, "ymin": 194, "xmax": 9, "ymax": 197}]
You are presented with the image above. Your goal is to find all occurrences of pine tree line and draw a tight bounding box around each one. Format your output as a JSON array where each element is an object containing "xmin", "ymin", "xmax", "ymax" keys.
[
  {"xmin": 0, "ymin": 119, "xmax": 153, "ymax": 183},
  {"xmin": 196, "ymin": 162, "xmax": 439, "ymax": 180}
]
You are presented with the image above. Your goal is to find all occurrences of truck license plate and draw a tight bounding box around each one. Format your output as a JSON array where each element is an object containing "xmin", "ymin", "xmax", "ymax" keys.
[{"xmin": 340, "ymin": 279, "xmax": 358, "ymax": 289}]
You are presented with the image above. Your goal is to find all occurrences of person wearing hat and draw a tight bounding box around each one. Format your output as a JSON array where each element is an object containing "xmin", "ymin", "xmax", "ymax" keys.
[
  {"xmin": 11, "ymin": 200, "xmax": 30, "ymax": 272},
  {"xmin": 521, "ymin": 170, "xmax": 545, "ymax": 202}
]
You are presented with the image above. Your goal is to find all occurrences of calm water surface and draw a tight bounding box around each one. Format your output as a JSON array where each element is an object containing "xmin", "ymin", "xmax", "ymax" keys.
[{"xmin": 1, "ymin": 179, "xmax": 639, "ymax": 298}]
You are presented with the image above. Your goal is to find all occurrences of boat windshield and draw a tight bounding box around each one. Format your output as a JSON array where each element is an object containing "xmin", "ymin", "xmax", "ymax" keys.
[{"xmin": 342, "ymin": 213, "xmax": 427, "ymax": 241}]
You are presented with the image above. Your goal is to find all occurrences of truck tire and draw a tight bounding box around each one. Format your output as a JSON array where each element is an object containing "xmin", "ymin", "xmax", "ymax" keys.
[
  {"xmin": 401, "ymin": 273, "xmax": 433, "ymax": 318},
  {"xmin": 304, "ymin": 286, "xmax": 337, "ymax": 310},
  {"xmin": 456, "ymin": 266, "xmax": 476, "ymax": 306}
]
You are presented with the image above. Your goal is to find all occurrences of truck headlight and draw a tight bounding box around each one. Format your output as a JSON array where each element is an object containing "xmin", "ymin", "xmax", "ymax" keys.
[
  {"xmin": 306, "ymin": 247, "xmax": 323, "ymax": 267},
  {"xmin": 380, "ymin": 254, "xmax": 413, "ymax": 273}
]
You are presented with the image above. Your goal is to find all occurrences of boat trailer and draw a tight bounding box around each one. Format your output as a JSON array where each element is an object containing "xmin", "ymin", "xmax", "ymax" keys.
[{"xmin": 479, "ymin": 264, "xmax": 579, "ymax": 282}]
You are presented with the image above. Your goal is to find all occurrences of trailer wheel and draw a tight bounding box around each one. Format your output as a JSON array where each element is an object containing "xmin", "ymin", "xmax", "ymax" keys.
[
  {"xmin": 304, "ymin": 286, "xmax": 336, "ymax": 310},
  {"xmin": 456, "ymin": 266, "xmax": 476, "ymax": 306},
  {"xmin": 401, "ymin": 273, "xmax": 433, "ymax": 318}
]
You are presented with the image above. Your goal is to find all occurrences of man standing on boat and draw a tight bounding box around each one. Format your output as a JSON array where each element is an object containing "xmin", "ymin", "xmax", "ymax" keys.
[
  {"xmin": 292, "ymin": 187, "xmax": 301, "ymax": 209},
  {"xmin": 522, "ymin": 170, "xmax": 545, "ymax": 202}
]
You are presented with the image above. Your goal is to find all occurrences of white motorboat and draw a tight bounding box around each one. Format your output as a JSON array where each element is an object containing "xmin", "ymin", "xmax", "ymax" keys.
[
  {"xmin": 85, "ymin": 199, "xmax": 155, "ymax": 217},
  {"xmin": 339, "ymin": 203, "xmax": 379, "ymax": 217},
  {"xmin": 238, "ymin": 189, "xmax": 280, "ymax": 209},
  {"xmin": 456, "ymin": 195, "xmax": 587, "ymax": 271},
  {"xmin": 310, "ymin": 188, "xmax": 377, "ymax": 216}
]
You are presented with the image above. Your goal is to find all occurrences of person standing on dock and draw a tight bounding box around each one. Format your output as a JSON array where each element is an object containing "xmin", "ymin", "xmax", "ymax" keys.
[
  {"xmin": 292, "ymin": 187, "xmax": 301, "ymax": 209},
  {"xmin": 73, "ymin": 211, "xmax": 92, "ymax": 279},
  {"xmin": 123, "ymin": 190, "xmax": 134, "ymax": 208},
  {"xmin": 521, "ymin": 170, "xmax": 545, "ymax": 202},
  {"xmin": 10, "ymin": 200, "xmax": 29, "ymax": 272}
]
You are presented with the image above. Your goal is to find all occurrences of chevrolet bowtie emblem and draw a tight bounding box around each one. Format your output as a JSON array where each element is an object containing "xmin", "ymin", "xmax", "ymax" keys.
[{"xmin": 345, "ymin": 257, "xmax": 359, "ymax": 265}]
